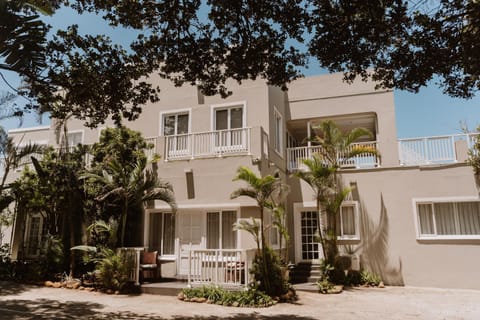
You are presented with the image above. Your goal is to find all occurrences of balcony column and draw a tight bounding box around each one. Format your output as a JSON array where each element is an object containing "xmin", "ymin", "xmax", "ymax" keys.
[{"xmin": 307, "ymin": 121, "xmax": 312, "ymax": 148}]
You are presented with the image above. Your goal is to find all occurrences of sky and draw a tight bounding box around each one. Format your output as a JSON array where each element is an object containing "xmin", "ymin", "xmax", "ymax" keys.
[{"xmin": 1, "ymin": 8, "xmax": 480, "ymax": 139}]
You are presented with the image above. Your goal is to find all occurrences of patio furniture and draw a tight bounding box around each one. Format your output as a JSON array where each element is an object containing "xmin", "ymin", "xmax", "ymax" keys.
[{"xmin": 140, "ymin": 251, "xmax": 158, "ymax": 282}]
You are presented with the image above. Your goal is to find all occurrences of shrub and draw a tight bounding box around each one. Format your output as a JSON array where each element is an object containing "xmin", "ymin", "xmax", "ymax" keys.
[
  {"xmin": 250, "ymin": 247, "xmax": 288, "ymax": 297},
  {"xmin": 181, "ymin": 285, "xmax": 274, "ymax": 307},
  {"xmin": 361, "ymin": 270, "xmax": 382, "ymax": 286},
  {"xmin": 345, "ymin": 270, "xmax": 362, "ymax": 286},
  {"xmin": 0, "ymin": 244, "xmax": 13, "ymax": 280},
  {"xmin": 96, "ymin": 248, "xmax": 134, "ymax": 291}
]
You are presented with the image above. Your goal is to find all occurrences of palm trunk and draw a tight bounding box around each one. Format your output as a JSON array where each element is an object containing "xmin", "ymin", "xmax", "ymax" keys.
[{"xmin": 316, "ymin": 199, "xmax": 327, "ymax": 260}]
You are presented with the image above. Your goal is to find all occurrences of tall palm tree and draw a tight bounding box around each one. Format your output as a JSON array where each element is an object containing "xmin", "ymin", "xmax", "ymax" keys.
[
  {"xmin": 84, "ymin": 157, "xmax": 176, "ymax": 248},
  {"xmin": 231, "ymin": 166, "xmax": 288, "ymax": 294},
  {"xmin": 296, "ymin": 120, "xmax": 379, "ymax": 265}
]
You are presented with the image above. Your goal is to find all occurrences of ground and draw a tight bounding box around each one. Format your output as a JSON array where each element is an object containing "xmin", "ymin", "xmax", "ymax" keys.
[{"xmin": 0, "ymin": 282, "xmax": 479, "ymax": 319}]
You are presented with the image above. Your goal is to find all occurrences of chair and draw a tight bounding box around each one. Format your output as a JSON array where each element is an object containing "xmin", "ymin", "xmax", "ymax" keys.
[{"xmin": 140, "ymin": 251, "xmax": 158, "ymax": 282}]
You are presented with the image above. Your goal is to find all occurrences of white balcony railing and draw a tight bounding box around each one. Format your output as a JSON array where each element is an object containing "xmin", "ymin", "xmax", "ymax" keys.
[
  {"xmin": 398, "ymin": 133, "xmax": 478, "ymax": 166},
  {"xmin": 188, "ymin": 249, "xmax": 255, "ymax": 288},
  {"xmin": 287, "ymin": 142, "xmax": 379, "ymax": 172},
  {"xmin": 165, "ymin": 128, "xmax": 251, "ymax": 161}
]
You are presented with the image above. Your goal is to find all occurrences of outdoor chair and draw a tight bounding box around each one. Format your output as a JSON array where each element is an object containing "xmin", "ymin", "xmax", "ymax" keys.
[{"xmin": 140, "ymin": 251, "xmax": 158, "ymax": 282}]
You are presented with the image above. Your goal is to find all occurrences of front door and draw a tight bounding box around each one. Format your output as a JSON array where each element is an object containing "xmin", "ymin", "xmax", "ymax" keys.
[
  {"xmin": 178, "ymin": 212, "xmax": 205, "ymax": 276},
  {"xmin": 295, "ymin": 210, "xmax": 322, "ymax": 262}
]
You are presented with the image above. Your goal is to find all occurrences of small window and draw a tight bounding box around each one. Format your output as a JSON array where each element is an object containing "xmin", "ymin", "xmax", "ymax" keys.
[
  {"xmin": 162, "ymin": 113, "xmax": 189, "ymax": 136},
  {"xmin": 336, "ymin": 203, "xmax": 360, "ymax": 240},
  {"xmin": 62, "ymin": 131, "xmax": 83, "ymax": 148},
  {"xmin": 273, "ymin": 107, "xmax": 283, "ymax": 155},
  {"xmin": 24, "ymin": 214, "xmax": 47, "ymax": 258},
  {"xmin": 416, "ymin": 200, "xmax": 480, "ymax": 239}
]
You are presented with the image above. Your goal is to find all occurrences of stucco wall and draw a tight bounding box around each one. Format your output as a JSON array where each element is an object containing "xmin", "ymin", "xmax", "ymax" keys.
[{"xmin": 289, "ymin": 163, "xmax": 480, "ymax": 289}]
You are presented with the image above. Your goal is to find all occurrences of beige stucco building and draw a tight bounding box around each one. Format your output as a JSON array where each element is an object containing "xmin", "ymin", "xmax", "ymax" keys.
[{"xmin": 3, "ymin": 73, "xmax": 480, "ymax": 289}]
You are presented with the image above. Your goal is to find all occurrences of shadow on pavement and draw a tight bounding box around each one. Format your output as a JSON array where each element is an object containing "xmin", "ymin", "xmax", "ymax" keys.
[
  {"xmin": 0, "ymin": 281, "xmax": 37, "ymax": 296},
  {"xmin": 88, "ymin": 312, "xmax": 317, "ymax": 320},
  {"xmin": 0, "ymin": 298, "xmax": 104, "ymax": 319},
  {"xmin": 0, "ymin": 298, "xmax": 317, "ymax": 320}
]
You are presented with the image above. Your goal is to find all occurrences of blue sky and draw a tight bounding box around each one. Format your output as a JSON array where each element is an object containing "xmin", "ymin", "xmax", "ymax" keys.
[{"xmin": 1, "ymin": 8, "xmax": 480, "ymax": 138}]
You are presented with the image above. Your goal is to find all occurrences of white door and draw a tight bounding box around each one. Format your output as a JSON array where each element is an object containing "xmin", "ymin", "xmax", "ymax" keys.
[
  {"xmin": 295, "ymin": 210, "xmax": 322, "ymax": 262},
  {"xmin": 178, "ymin": 212, "xmax": 205, "ymax": 275}
]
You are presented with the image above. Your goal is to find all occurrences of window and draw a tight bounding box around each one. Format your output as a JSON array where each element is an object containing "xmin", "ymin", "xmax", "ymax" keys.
[
  {"xmin": 149, "ymin": 212, "xmax": 176, "ymax": 256},
  {"xmin": 62, "ymin": 131, "xmax": 83, "ymax": 148},
  {"xmin": 161, "ymin": 111, "xmax": 190, "ymax": 155},
  {"xmin": 336, "ymin": 203, "xmax": 359, "ymax": 239},
  {"xmin": 416, "ymin": 200, "xmax": 480, "ymax": 239},
  {"xmin": 24, "ymin": 214, "xmax": 47, "ymax": 257},
  {"xmin": 206, "ymin": 210, "xmax": 237, "ymax": 249},
  {"xmin": 213, "ymin": 103, "xmax": 245, "ymax": 150},
  {"xmin": 162, "ymin": 113, "xmax": 189, "ymax": 136},
  {"xmin": 273, "ymin": 107, "xmax": 283, "ymax": 154}
]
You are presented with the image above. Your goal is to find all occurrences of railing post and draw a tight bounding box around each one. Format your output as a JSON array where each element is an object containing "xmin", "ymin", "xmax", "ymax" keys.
[
  {"xmin": 215, "ymin": 250, "xmax": 219, "ymax": 285},
  {"xmin": 423, "ymin": 137, "xmax": 429, "ymax": 164},
  {"xmin": 135, "ymin": 249, "xmax": 141, "ymax": 286},
  {"xmin": 188, "ymin": 244, "xmax": 192, "ymax": 287}
]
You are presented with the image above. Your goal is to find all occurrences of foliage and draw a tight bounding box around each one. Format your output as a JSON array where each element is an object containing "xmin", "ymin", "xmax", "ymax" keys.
[
  {"xmin": 249, "ymin": 247, "xmax": 289, "ymax": 297},
  {"xmin": 95, "ymin": 248, "xmax": 134, "ymax": 291},
  {"xmin": 231, "ymin": 166, "xmax": 289, "ymax": 296},
  {"xmin": 468, "ymin": 130, "xmax": 480, "ymax": 175},
  {"xmin": 361, "ymin": 270, "xmax": 382, "ymax": 287},
  {"xmin": 3, "ymin": 1, "xmax": 480, "ymax": 127},
  {"xmin": 181, "ymin": 285, "xmax": 275, "ymax": 308},
  {"xmin": 83, "ymin": 156, "xmax": 176, "ymax": 247},
  {"xmin": 11, "ymin": 146, "xmax": 88, "ymax": 276},
  {"xmin": 0, "ymin": 243, "xmax": 13, "ymax": 280},
  {"xmin": 345, "ymin": 270, "xmax": 362, "ymax": 287},
  {"xmin": 295, "ymin": 120, "xmax": 377, "ymax": 269},
  {"xmin": 317, "ymin": 261, "xmax": 335, "ymax": 293}
]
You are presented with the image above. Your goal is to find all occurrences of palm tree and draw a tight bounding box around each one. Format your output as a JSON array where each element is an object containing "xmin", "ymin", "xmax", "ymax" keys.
[
  {"xmin": 296, "ymin": 120, "xmax": 379, "ymax": 265},
  {"xmin": 231, "ymin": 166, "xmax": 288, "ymax": 294},
  {"xmin": 84, "ymin": 157, "xmax": 176, "ymax": 247}
]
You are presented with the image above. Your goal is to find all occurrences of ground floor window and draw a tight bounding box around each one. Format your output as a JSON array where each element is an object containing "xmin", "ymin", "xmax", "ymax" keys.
[
  {"xmin": 336, "ymin": 203, "xmax": 359, "ymax": 239},
  {"xmin": 416, "ymin": 200, "xmax": 480, "ymax": 239},
  {"xmin": 149, "ymin": 212, "xmax": 175, "ymax": 256},
  {"xmin": 24, "ymin": 214, "xmax": 47, "ymax": 258},
  {"xmin": 206, "ymin": 210, "xmax": 237, "ymax": 249}
]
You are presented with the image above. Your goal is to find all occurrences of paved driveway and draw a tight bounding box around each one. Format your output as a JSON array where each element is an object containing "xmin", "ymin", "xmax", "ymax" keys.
[{"xmin": 1, "ymin": 282, "xmax": 479, "ymax": 319}]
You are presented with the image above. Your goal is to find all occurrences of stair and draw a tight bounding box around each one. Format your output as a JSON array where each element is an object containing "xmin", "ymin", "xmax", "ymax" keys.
[{"xmin": 289, "ymin": 262, "xmax": 322, "ymax": 284}]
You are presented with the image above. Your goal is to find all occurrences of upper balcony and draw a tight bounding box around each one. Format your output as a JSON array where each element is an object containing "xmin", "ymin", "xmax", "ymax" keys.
[
  {"xmin": 163, "ymin": 127, "xmax": 251, "ymax": 161},
  {"xmin": 286, "ymin": 133, "xmax": 478, "ymax": 172}
]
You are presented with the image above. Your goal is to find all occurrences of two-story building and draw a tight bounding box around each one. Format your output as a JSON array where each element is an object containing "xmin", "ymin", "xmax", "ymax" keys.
[{"xmin": 3, "ymin": 73, "xmax": 480, "ymax": 289}]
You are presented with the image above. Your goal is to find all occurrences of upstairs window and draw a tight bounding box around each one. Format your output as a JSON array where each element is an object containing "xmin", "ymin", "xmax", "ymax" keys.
[
  {"xmin": 416, "ymin": 200, "xmax": 480, "ymax": 239},
  {"xmin": 162, "ymin": 112, "xmax": 189, "ymax": 136},
  {"xmin": 214, "ymin": 105, "xmax": 244, "ymax": 131}
]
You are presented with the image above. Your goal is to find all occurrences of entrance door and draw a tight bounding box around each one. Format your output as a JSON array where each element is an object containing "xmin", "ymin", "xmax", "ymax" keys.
[
  {"xmin": 296, "ymin": 210, "xmax": 322, "ymax": 262},
  {"xmin": 178, "ymin": 213, "xmax": 204, "ymax": 275}
]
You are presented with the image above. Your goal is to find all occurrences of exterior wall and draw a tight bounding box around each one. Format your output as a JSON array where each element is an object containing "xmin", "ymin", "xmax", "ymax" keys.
[{"xmin": 289, "ymin": 163, "xmax": 480, "ymax": 289}]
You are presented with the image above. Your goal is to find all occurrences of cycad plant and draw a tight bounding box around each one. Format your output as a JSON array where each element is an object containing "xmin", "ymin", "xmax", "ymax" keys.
[{"xmin": 83, "ymin": 157, "xmax": 176, "ymax": 247}]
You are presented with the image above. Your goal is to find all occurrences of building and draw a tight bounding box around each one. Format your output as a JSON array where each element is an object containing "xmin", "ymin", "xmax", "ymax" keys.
[{"xmin": 3, "ymin": 73, "xmax": 480, "ymax": 289}]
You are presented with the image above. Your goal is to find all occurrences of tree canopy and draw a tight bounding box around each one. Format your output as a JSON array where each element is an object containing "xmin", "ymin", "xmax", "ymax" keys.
[{"xmin": 1, "ymin": 0, "xmax": 479, "ymax": 127}]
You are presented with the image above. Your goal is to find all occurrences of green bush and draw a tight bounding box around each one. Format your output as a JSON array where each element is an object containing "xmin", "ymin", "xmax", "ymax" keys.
[
  {"xmin": 181, "ymin": 285, "xmax": 274, "ymax": 307},
  {"xmin": 345, "ymin": 270, "xmax": 362, "ymax": 286},
  {"xmin": 250, "ymin": 247, "xmax": 288, "ymax": 297},
  {"xmin": 96, "ymin": 248, "xmax": 134, "ymax": 291},
  {"xmin": 0, "ymin": 244, "xmax": 13, "ymax": 280},
  {"xmin": 360, "ymin": 270, "xmax": 382, "ymax": 286}
]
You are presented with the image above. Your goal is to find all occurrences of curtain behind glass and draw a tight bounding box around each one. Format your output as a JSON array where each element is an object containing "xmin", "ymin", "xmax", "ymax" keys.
[
  {"xmin": 434, "ymin": 203, "xmax": 456, "ymax": 235},
  {"xmin": 222, "ymin": 211, "xmax": 237, "ymax": 249},
  {"xmin": 163, "ymin": 213, "xmax": 175, "ymax": 255},
  {"xmin": 341, "ymin": 206, "xmax": 356, "ymax": 236},
  {"xmin": 149, "ymin": 213, "xmax": 162, "ymax": 252},
  {"xmin": 457, "ymin": 202, "xmax": 480, "ymax": 235},
  {"xmin": 418, "ymin": 204, "xmax": 434, "ymax": 235},
  {"xmin": 207, "ymin": 212, "xmax": 220, "ymax": 249}
]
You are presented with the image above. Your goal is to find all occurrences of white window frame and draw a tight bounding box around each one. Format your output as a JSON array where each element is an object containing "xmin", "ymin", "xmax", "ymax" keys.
[
  {"xmin": 160, "ymin": 211, "xmax": 176, "ymax": 258},
  {"xmin": 210, "ymin": 101, "xmax": 247, "ymax": 131},
  {"xmin": 159, "ymin": 108, "xmax": 192, "ymax": 137},
  {"xmin": 24, "ymin": 213, "xmax": 46, "ymax": 258},
  {"xmin": 337, "ymin": 201, "xmax": 360, "ymax": 240},
  {"xmin": 273, "ymin": 106, "xmax": 283, "ymax": 156},
  {"xmin": 60, "ymin": 130, "xmax": 84, "ymax": 149},
  {"xmin": 413, "ymin": 197, "xmax": 480, "ymax": 240}
]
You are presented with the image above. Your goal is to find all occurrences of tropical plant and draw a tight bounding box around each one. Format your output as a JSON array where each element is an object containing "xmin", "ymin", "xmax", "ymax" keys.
[
  {"xmin": 95, "ymin": 248, "xmax": 134, "ymax": 292},
  {"xmin": 231, "ymin": 166, "xmax": 289, "ymax": 296},
  {"xmin": 83, "ymin": 156, "xmax": 176, "ymax": 247},
  {"xmin": 295, "ymin": 120, "xmax": 378, "ymax": 268}
]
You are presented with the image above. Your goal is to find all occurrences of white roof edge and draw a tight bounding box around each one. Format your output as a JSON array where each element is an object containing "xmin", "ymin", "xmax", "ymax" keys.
[{"xmin": 8, "ymin": 125, "xmax": 51, "ymax": 134}]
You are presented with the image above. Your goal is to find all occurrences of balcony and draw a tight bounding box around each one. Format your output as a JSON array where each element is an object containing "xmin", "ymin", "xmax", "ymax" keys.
[
  {"xmin": 398, "ymin": 133, "xmax": 478, "ymax": 166},
  {"xmin": 287, "ymin": 142, "xmax": 380, "ymax": 172},
  {"xmin": 164, "ymin": 128, "xmax": 251, "ymax": 161}
]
